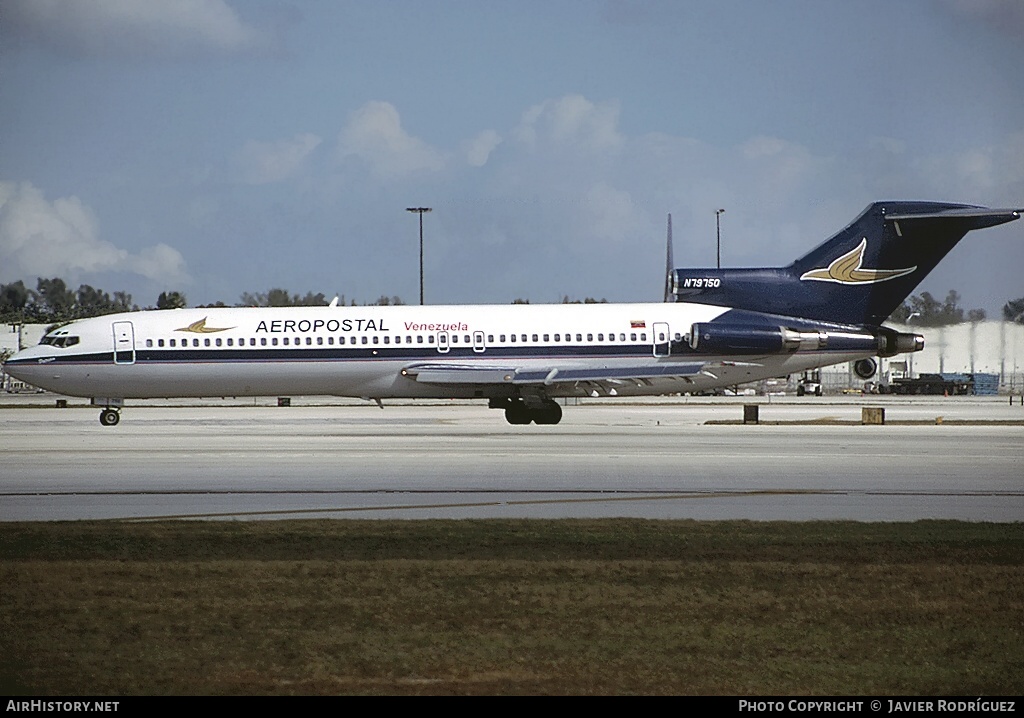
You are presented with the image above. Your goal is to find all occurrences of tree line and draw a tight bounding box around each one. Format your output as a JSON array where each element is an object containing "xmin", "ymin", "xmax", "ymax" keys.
[
  {"xmin": 889, "ymin": 289, "xmax": 1024, "ymax": 326},
  {"xmin": 2, "ymin": 276, "xmax": 1022, "ymax": 326},
  {"xmin": 0, "ymin": 278, "xmax": 138, "ymax": 324},
  {"xmin": 0, "ymin": 278, "xmax": 413, "ymax": 324}
]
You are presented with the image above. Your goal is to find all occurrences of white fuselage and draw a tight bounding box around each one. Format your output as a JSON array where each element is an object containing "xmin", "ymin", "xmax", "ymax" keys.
[{"xmin": 4, "ymin": 302, "xmax": 871, "ymax": 401}]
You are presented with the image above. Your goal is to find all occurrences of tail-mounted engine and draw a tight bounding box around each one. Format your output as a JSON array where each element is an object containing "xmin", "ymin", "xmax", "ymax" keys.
[{"xmin": 688, "ymin": 322, "xmax": 924, "ymax": 357}]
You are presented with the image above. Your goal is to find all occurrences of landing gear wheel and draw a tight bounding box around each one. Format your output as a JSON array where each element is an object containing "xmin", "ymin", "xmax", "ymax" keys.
[
  {"xmin": 533, "ymin": 400, "xmax": 563, "ymax": 425},
  {"xmin": 504, "ymin": 400, "xmax": 532, "ymax": 425},
  {"xmin": 99, "ymin": 409, "xmax": 120, "ymax": 426}
]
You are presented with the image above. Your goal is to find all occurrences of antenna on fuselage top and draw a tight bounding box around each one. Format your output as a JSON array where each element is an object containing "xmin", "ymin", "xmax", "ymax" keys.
[{"xmin": 663, "ymin": 213, "xmax": 675, "ymax": 302}]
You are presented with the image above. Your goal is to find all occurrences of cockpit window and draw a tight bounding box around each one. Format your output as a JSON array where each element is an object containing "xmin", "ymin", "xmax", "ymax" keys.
[{"xmin": 40, "ymin": 335, "xmax": 80, "ymax": 348}]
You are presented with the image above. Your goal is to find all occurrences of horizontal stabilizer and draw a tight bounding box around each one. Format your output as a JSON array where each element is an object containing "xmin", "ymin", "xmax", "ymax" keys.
[{"xmin": 884, "ymin": 207, "xmax": 1021, "ymax": 222}]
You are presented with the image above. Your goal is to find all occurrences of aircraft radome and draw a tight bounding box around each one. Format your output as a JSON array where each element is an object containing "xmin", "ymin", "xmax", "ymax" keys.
[{"xmin": 4, "ymin": 201, "xmax": 1020, "ymax": 426}]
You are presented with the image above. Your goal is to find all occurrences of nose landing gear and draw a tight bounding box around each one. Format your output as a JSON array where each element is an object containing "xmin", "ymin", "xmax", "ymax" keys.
[{"xmin": 99, "ymin": 408, "xmax": 121, "ymax": 426}]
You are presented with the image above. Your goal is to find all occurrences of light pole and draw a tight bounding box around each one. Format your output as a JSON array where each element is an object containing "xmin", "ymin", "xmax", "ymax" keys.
[
  {"xmin": 406, "ymin": 207, "xmax": 432, "ymax": 305},
  {"xmin": 715, "ymin": 208, "xmax": 725, "ymax": 269}
]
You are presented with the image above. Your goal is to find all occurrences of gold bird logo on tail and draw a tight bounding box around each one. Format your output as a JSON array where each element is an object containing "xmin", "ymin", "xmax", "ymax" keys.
[{"xmin": 800, "ymin": 238, "xmax": 916, "ymax": 285}]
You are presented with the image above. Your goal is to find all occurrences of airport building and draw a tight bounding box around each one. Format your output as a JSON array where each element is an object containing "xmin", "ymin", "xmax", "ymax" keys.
[{"xmin": 820, "ymin": 321, "xmax": 1024, "ymax": 394}]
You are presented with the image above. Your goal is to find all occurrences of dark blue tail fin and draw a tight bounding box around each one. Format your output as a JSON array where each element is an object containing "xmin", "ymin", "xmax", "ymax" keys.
[{"xmin": 670, "ymin": 201, "xmax": 1021, "ymax": 326}]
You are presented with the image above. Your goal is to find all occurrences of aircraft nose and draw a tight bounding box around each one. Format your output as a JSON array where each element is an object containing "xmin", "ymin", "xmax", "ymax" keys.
[{"xmin": 3, "ymin": 345, "xmax": 58, "ymax": 385}]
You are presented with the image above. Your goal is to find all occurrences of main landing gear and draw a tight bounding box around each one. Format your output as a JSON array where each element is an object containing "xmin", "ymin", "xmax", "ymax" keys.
[
  {"xmin": 99, "ymin": 408, "xmax": 121, "ymax": 426},
  {"xmin": 491, "ymin": 397, "xmax": 563, "ymax": 425}
]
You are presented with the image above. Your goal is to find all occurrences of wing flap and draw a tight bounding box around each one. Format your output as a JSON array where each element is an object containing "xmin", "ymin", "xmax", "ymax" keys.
[
  {"xmin": 401, "ymin": 364, "xmax": 515, "ymax": 384},
  {"xmin": 403, "ymin": 362, "xmax": 708, "ymax": 386}
]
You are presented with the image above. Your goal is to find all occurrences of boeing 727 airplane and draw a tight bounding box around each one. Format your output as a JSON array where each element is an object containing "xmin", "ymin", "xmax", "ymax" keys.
[{"xmin": 3, "ymin": 201, "xmax": 1020, "ymax": 426}]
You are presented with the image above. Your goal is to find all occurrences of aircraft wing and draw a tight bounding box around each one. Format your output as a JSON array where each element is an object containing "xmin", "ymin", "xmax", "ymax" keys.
[{"xmin": 401, "ymin": 361, "xmax": 712, "ymax": 387}]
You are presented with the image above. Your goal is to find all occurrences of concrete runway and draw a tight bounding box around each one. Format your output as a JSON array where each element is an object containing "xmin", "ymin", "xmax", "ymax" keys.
[{"xmin": 1, "ymin": 395, "xmax": 1022, "ymax": 522}]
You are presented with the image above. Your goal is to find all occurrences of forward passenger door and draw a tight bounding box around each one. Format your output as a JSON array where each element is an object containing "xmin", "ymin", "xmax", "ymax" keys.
[{"xmin": 112, "ymin": 321, "xmax": 135, "ymax": 365}]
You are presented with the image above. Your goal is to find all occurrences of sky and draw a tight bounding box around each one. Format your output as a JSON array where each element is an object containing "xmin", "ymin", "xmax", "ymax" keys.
[{"xmin": 2, "ymin": 0, "xmax": 1023, "ymax": 314}]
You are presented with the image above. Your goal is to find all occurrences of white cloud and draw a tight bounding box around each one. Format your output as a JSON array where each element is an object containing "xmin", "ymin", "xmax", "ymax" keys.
[
  {"xmin": 4, "ymin": 0, "xmax": 274, "ymax": 58},
  {"xmin": 337, "ymin": 101, "xmax": 446, "ymax": 179},
  {"xmin": 737, "ymin": 135, "xmax": 831, "ymax": 204},
  {"xmin": 128, "ymin": 244, "xmax": 189, "ymax": 281},
  {"xmin": 0, "ymin": 181, "xmax": 187, "ymax": 284},
  {"xmin": 234, "ymin": 133, "xmax": 322, "ymax": 185},
  {"xmin": 463, "ymin": 130, "xmax": 503, "ymax": 167},
  {"xmin": 578, "ymin": 184, "xmax": 642, "ymax": 247},
  {"xmin": 513, "ymin": 95, "xmax": 623, "ymax": 153},
  {"xmin": 911, "ymin": 143, "xmax": 1024, "ymax": 206},
  {"xmin": 867, "ymin": 137, "xmax": 907, "ymax": 156}
]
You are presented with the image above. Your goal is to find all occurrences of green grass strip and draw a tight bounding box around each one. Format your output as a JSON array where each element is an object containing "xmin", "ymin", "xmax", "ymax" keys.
[{"xmin": 2, "ymin": 519, "xmax": 1022, "ymax": 695}]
